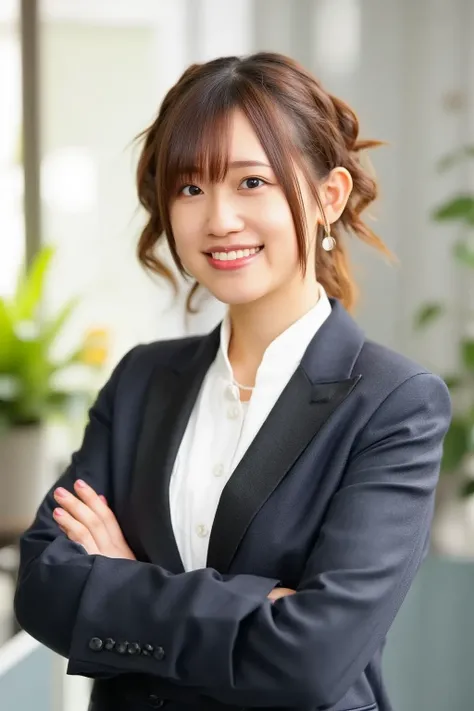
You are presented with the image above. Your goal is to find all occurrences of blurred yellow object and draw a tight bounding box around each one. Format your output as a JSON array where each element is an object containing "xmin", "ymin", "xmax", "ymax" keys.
[{"xmin": 80, "ymin": 327, "xmax": 109, "ymax": 367}]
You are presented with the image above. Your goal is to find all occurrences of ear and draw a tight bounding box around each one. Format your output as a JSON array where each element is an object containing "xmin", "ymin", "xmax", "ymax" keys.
[{"xmin": 318, "ymin": 167, "xmax": 353, "ymax": 225}]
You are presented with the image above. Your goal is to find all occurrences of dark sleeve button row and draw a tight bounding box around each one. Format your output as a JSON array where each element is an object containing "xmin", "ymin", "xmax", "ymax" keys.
[{"xmin": 88, "ymin": 638, "xmax": 165, "ymax": 661}]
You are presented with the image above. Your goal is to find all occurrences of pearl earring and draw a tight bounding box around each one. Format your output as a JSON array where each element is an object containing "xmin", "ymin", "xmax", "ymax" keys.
[
  {"xmin": 322, "ymin": 226, "xmax": 336, "ymax": 252},
  {"xmin": 322, "ymin": 234, "xmax": 336, "ymax": 251}
]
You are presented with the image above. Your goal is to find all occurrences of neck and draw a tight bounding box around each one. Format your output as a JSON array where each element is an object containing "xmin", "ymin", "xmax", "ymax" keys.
[{"xmin": 227, "ymin": 280, "xmax": 322, "ymax": 378}]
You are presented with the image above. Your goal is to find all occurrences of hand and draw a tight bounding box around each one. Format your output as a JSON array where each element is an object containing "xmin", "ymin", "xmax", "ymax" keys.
[
  {"xmin": 267, "ymin": 587, "xmax": 296, "ymax": 603},
  {"xmin": 52, "ymin": 479, "xmax": 136, "ymax": 560}
]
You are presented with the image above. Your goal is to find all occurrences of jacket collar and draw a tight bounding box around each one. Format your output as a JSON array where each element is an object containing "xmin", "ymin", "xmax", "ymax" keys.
[{"xmin": 129, "ymin": 299, "xmax": 365, "ymax": 573}]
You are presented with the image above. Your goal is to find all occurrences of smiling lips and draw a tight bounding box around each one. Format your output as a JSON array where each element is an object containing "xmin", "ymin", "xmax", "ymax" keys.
[{"xmin": 205, "ymin": 245, "xmax": 263, "ymax": 270}]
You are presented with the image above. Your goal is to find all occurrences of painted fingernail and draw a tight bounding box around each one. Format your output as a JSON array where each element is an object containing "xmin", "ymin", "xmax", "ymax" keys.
[
  {"xmin": 75, "ymin": 479, "xmax": 86, "ymax": 488},
  {"xmin": 53, "ymin": 508, "xmax": 64, "ymax": 517},
  {"xmin": 55, "ymin": 488, "xmax": 67, "ymax": 498}
]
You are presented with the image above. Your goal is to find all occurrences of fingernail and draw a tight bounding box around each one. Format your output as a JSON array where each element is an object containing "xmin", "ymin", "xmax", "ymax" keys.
[
  {"xmin": 75, "ymin": 479, "xmax": 86, "ymax": 488},
  {"xmin": 55, "ymin": 488, "xmax": 67, "ymax": 498},
  {"xmin": 53, "ymin": 508, "xmax": 64, "ymax": 517},
  {"xmin": 99, "ymin": 495, "xmax": 107, "ymax": 504}
]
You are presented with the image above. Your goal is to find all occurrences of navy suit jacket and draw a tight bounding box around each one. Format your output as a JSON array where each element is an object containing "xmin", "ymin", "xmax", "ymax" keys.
[{"xmin": 14, "ymin": 300, "xmax": 451, "ymax": 711}]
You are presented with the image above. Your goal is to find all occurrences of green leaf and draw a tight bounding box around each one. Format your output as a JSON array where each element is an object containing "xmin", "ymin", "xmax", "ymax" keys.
[
  {"xmin": 432, "ymin": 196, "xmax": 474, "ymax": 225},
  {"xmin": 441, "ymin": 418, "xmax": 469, "ymax": 473},
  {"xmin": 0, "ymin": 244, "xmax": 103, "ymax": 427},
  {"xmin": 40, "ymin": 297, "xmax": 79, "ymax": 350},
  {"xmin": 11, "ymin": 245, "xmax": 55, "ymax": 322},
  {"xmin": 0, "ymin": 298, "xmax": 16, "ymax": 370},
  {"xmin": 453, "ymin": 240, "xmax": 474, "ymax": 269},
  {"xmin": 460, "ymin": 479, "xmax": 474, "ymax": 499},
  {"xmin": 414, "ymin": 302, "xmax": 444, "ymax": 329},
  {"xmin": 437, "ymin": 145, "xmax": 474, "ymax": 172},
  {"xmin": 462, "ymin": 339, "xmax": 474, "ymax": 371}
]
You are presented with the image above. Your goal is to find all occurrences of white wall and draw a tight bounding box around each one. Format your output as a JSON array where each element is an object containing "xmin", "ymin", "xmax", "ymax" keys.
[
  {"xmin": 41, "ymin": 0, "xmax": 474, "ymax": 382},
  {"xmin": 255, "ymin": 0, "xmax": 472, "ymax": 378}
]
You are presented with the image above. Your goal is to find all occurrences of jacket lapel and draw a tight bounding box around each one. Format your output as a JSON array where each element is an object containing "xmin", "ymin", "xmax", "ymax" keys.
[
  {"xmin": 130, "ymin": 299, "xmax": 365, "ymax": 575},
  {"xmin": 206, "ymin": 372, "xmax": 360, "ymax": 572},
  {"xmin": 206, "ymin": 300, "xmax": 365, "ymax": 572},
  {"xmin": 129, "ymin": 327, "xmax": 220, "ymax": 572}
]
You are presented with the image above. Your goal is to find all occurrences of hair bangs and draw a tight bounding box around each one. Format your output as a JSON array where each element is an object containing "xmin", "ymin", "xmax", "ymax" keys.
[
  {"xmin": 160, "ymin": 94, "xmax": 235, "ymax": 199},
  {"xmin": 237, "ymin": 86, "xmax": 310, "ymax": 264}
]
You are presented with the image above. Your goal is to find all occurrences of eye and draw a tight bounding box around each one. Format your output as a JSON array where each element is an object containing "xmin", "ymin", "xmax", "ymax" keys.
[
  {"xmin": 240, "ymin": 177, "xmax": 266, "ymax": 190},
  {"xmin": 179, "ymin": 184, "xmax": 203, "ymax": 197}
]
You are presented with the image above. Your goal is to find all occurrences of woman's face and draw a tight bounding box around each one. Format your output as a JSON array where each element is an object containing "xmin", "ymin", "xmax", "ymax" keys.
[{"xmin": 169, "ymin": 109, "xmax": 321, "ymax": 307}]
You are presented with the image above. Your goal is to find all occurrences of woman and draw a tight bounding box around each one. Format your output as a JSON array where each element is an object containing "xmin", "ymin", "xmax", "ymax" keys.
[{"xmin": 14, "ymin": 53, "xmax": 451, "ymax": 711}]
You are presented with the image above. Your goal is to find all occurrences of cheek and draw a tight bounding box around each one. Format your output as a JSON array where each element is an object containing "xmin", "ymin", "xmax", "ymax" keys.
[
  {"xmin": 255, "ymin": 196, "xmax": 299, "ymax": 257},
  {"xmin": 169, "ymin": 206, "xmax": 197, "ymax": 256},
  {"xmin": 253, "ymin": 191, "xmax": 295, "ymax": 245},
  {"xmin": 258, "ymin": 192, "xmax": 293, "ymax": 230}
]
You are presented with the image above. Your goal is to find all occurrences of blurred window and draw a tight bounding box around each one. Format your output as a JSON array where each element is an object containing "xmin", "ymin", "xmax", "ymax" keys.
[{"xmin": 0, "ymin": 0, "xmax": 24, "ymax": 298}]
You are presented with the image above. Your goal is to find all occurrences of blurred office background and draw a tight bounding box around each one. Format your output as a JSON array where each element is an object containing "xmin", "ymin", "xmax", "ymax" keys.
[{"xmin": 1, "ymin": 0, "xmax": 474, "ymax": 709}]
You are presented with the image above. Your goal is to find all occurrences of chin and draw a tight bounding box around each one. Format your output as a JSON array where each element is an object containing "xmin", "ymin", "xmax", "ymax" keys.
[{"xmin": 211, "ymin": 287, "xmax": 268, "ymax": 307}]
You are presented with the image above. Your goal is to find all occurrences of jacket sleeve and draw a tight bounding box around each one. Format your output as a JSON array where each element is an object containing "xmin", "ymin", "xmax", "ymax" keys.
[
  {"xmin": 13, "ymin": 345, "xmax": 278, "ymax": 696},
  {"xmin": 59, "ymin": 372, "xmax": 450, "ymax": 710}
]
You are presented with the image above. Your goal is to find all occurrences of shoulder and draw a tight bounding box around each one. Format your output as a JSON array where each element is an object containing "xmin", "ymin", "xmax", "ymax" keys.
[
  {"xmin": 114, "ymin": 334, "xmax": 205, "ymax": 380},
  {"xmin": 356, "ymin": 338, "xmax": 431, "ymax": 385},
  {"xmin": 354, "ymin": 338, "xmax": 451, "ymax": 423},
  {"xmin": 128, "ymin": 335, "xmax": 204, "ymax": 366}
]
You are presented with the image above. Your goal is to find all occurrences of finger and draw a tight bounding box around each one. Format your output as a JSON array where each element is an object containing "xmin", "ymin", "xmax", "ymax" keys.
[
  {"xmin": 73, "ymin": 480, "xmax": 126, "ymax": 542},
  {"xmin": 53, "ymin": 486, "xmax": 110, "ymax": 551},
  {"xmin": 53, "ymin": 508, "xmax": 100, "ymax": 555}
]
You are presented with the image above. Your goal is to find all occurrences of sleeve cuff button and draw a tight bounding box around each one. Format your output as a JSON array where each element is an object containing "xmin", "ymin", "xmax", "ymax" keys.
[
  {"xmin": 127, "ymin": 642, "xmax": 141, "ymax": 655},
  {"xmin": 88, "ymin": 637, "xmax": 104, "ymax": 652},
  {"xmin": 141, "ymin": 644, "xmax": 154, "ymax": 656},
  {"xmin": 153, "ymin": 646, "xmax": 165, "ymax": 661}
]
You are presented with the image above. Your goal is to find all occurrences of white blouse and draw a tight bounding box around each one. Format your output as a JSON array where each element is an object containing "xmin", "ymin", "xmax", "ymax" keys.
[{"xmin": 169, "ymin": 285, "xmax": 332, "ymax": 571}]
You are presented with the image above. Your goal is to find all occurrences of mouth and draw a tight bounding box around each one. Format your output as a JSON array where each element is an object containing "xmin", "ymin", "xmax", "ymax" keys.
[{"xmin": 204, "ymin": 245, "xmax": 264, "ymax": 270}]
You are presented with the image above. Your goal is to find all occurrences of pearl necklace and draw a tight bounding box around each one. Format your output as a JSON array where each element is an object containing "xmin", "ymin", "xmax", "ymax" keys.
[{"xmin": 232, "ymin": 378, "xmax": 255, "ymax": 392}]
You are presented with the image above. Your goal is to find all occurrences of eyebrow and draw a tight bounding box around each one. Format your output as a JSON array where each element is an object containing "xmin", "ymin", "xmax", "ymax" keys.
[
  {"xmin": 179, "ymin": 160, "xmax": 272, "ymax": 178},
  {"xmin": 228, "ymin": 160, "xmax": 271, "ymax": 169}
]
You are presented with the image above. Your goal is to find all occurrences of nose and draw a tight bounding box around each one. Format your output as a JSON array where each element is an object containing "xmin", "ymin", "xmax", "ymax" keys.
[{"xmin": 206, "ymin": 194, "xmax": 244, "ymax": 237}]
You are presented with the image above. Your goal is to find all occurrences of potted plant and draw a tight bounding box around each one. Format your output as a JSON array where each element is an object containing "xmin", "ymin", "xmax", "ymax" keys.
[
  {"xmin": 0, "ymin": 245, "xmax": 107, "ymax": 540},
  {"xmin": 415, "ymin": 145, "xmax": 474, "ymax": 555}
]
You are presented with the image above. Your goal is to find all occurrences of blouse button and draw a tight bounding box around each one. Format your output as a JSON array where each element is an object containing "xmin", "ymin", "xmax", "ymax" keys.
[
  {"xmin": 227, "ymin": 405, "xmax": 240, "ymax": 419},
  {"xmin": 226, "ymin": 383, "xmax": 240, "ymax": 401},
  {"xmin": 196, "ymin": 524, "xmax": 209, "ymax": 538},
  {"xmin": 213, "ymin": 463, "xmax": 225, "ymax": 478}
]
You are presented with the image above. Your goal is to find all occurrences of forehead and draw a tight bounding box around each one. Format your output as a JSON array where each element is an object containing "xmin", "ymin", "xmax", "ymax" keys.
[{"xmin": 227, "ymin": 109, "xmax": 268, "ymax": 161}]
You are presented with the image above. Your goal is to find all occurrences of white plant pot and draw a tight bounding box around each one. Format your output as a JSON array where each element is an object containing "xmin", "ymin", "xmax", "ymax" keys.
[{"xmin": 0, "ymin": 424, "xmax": 52, "ymax": 538}]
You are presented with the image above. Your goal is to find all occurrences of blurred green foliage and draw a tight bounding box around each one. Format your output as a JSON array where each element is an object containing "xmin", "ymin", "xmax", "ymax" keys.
[
  {"xmin": 414, "ymin": 145, "xmax": 474, "ymax": 496},
  {"xmin": 0, "ymin": 245, "xmax": 103, "ymax": 433}
]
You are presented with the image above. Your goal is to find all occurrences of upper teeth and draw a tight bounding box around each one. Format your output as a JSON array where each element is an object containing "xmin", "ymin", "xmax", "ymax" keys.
[{"xmin": 211, "ymin": 247, "xmax": 261, "ymax": 261}]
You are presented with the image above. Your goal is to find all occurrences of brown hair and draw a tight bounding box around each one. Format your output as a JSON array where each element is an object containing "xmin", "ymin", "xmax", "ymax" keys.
[{"xmin": 135, "ymin": 52, "xmax": 393, "ymax": 313}]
